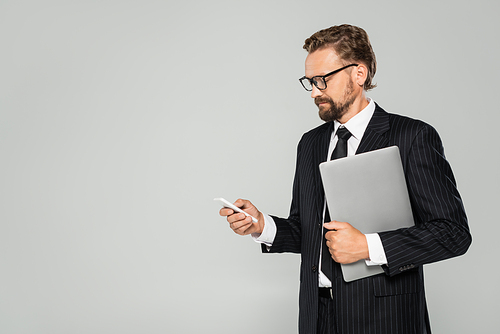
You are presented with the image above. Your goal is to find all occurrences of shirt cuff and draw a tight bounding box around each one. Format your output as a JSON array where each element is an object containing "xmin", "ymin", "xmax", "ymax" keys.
[
  {"xmin": 251, "ymin": 213, "xmax": 276, "ymax": 247},
  {"xmin": 365, "ymin": 233, "xmax": 388, "ymax": 266}
]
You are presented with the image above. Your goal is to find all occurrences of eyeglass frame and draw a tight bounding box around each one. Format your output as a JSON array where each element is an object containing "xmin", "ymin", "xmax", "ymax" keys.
[{"xmin": 299, "ymin": 63, "xmax": 359, "ymax": 91}]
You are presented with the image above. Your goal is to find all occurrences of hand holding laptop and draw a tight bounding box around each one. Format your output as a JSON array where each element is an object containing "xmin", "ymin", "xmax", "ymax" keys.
[{"xmin": 324, "ymin": 220, "xmax": 369, "ymax": 264}]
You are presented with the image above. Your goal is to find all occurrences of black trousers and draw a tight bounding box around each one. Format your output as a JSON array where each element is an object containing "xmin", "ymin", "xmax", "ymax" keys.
[{"xmin": 317, "ymin": 295, "xmax": 335, "ymax": 334}]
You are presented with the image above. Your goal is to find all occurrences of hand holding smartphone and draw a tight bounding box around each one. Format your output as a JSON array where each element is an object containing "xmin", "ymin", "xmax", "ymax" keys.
[{"xmin": 214, "ymin": 197, "xmax": 258, "ymax": 223}]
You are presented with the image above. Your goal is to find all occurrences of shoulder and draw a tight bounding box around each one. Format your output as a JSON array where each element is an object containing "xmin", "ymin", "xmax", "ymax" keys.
[
  {"xmin": 302, "ymin": 121, "xmax": 332, "ymax": 137},
  {"xmin": 389, "ymin": 113, "xmax": 431, "ymax": 132},
  {"xmin": 376, "ymin": 108, "xmax": 447, "ymax": 169},
  {"xmin": 375, "ymin": 105, "xmax": 440, "ymax": 141},
  {"xmin": 298, "ymin": 121, "xmax": 332, "ymax": 147}
]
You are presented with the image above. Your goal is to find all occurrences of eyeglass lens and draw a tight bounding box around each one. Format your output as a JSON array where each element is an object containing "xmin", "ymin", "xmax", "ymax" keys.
[{"xmin": 300, "ymin": 77, "xmax": 326, "ymax": 91}]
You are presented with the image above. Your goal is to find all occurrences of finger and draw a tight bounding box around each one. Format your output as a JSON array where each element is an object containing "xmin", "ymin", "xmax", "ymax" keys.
[
  {"xmin": 234, "ymin": 198, "xmax": 262, "ymax": 221},
  {"xmin": 323, "ymin": 222, "xmax": 338, "ymax": 231},
  {"xmin": 324, "ymin": 221, "xmax": 348, "ymax": 230},
  {"xmin": 229, "ymin": 214, "xmax": 252, "ymax": 227},
  {"xmin": 325, "ymin": 235, "xmax": 338, "ymax": 249},
  {"xmin": 227, "ymin": 212, "xmax": 248, "ymax": 224},
  {"xmin": 236, "ymin": 198, "xmax": 257, "ymax": 212},
  {"xmin": 233, "ymin": 198, "xmax": 247, "ymax": 208},
  {"xmin": 231, "ymin": 216, "xmax": 253, "ymax": 234},
  {"xmin": 325, "ymin": 230, "xmax": 336, "ymax": 240},
  {"xmin": 220, "ymin": 207, "xmax": 234, "ymax": 217},
  {"xmin": 232, "ymin": 222, "xmax": 252, "ymax": 234},
  {"xmin": 221, "ymin": 199, "xmax": 253, "ymax": 218},
  {"xmin": 234, "ymin": 221, "xmax": 253, "ymax": 233}
]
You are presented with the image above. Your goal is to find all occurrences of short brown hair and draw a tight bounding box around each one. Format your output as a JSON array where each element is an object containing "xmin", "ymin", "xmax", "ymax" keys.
[{"xmin": 303, "ymin": 24, "xmax": 377, "ymax": 90}]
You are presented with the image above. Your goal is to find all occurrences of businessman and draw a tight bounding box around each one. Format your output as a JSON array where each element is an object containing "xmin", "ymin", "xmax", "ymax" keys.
[{"xmin": 219, "ymin": 24, "xmax": 471, "ymax": 334}]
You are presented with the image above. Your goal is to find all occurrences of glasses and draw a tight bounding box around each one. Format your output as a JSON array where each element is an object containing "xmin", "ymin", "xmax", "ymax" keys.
[{"xmin": 299, "ymin": 64, "xmax": 358, "ymax": 91}]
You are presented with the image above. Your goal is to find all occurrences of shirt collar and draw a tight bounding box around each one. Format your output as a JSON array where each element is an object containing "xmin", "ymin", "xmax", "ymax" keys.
[{"xmin": 333, "ymin": 98, "xmax": 375, "ymax": 141}]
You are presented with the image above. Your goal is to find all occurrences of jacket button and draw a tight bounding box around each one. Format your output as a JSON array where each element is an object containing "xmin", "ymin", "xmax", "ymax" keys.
[{"xmin": 312, "ymin": 265, "xmax": 318, "ymax": 273}]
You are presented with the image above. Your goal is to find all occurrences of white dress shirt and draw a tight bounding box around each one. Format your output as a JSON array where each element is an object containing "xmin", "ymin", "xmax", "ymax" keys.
[{"xmin": 253, "ymin": 98, "xmax": 388, "ymax": 286}]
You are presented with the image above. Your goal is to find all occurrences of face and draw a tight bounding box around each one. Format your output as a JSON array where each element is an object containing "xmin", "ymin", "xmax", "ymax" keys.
[
  {"xmin": 304, "ymin": 48, "xmax": 359, "ymax": 123},
  {"xmin": 315, "ymin": 78, "xmax": 356, "ymax": 123}
]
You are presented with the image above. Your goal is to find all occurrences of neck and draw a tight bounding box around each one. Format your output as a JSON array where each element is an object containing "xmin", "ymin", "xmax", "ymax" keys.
[{"xmin": 338, "ymin": 92, "xmax": 369, "ymax": 124}]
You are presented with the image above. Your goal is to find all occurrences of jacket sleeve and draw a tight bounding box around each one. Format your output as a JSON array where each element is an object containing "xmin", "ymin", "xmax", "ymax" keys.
[
  {"xmin": 261, "ymin": 137, "xmax": 305, "ymax": 254},
  {"xmin": 379, "ymin": 124, "xmax": 472, "ymax": 276}
]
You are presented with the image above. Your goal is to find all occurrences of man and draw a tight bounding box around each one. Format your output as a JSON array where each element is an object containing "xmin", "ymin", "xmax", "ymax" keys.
[{"xmin": 219, "ymin": 24, "xmax": 471, "ymax": 334}]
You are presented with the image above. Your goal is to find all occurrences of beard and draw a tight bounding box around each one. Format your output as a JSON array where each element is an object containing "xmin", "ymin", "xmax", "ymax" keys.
[{"xmin": 316, "ymin": 80, "xmax": 356, "ymax": 122}]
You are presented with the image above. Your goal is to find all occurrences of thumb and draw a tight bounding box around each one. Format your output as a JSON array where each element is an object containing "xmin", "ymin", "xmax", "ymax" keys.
[
  {"xmin": 324, "ymin": 220, "xmax": 345, "ymax": 231},
  {"xmin": 236, "ymin": 198, "xmax": 256, "ymax": 210}
]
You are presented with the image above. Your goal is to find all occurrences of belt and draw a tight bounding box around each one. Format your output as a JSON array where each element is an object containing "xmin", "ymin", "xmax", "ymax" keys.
[{"xmin": 318, "ymin": 287, "xmax": 333, "ymax": 299}]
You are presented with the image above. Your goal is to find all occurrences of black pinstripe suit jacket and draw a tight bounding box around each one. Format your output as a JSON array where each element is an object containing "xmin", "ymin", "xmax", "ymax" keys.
[{"xmin": 264, "ymin": 104, "xmax": 471, "ymax": 334}]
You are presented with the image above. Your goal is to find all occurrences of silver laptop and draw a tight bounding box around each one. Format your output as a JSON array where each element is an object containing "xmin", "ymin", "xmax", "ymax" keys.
[{"xmin": 319, "ymin": 146, "xmax": 414, "ymax": 282}]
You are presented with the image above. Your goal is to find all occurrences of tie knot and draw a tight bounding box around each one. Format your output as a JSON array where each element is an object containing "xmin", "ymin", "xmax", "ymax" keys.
[{"xmin": 336, "ymin": 127, "xmax": 352, "ymax": 141}]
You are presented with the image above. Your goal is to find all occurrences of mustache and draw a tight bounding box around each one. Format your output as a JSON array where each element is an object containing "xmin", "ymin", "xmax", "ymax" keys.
[{"xmin": 315, "ymin": 97, "xmax": 332, "ymax": 105}]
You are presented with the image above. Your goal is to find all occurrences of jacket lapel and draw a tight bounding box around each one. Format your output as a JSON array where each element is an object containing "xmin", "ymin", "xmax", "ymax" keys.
[
  {"xmin": 313, "ymin": 122, "xmax": 333, "ymax": 223},
  {"xmin": 356, "ymin": 103, "xmax": 391, "ymax": 154}
]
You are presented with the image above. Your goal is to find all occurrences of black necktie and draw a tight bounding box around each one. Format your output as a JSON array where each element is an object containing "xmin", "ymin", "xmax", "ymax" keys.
[{"xmin": 321, "ymin": 126, "xmax": 352, "ymax": 281}]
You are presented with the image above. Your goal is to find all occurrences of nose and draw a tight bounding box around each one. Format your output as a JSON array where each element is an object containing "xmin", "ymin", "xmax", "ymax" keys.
[{"xmin": 310, "ymin": 84, "xmax": 323, "ymax": 99}]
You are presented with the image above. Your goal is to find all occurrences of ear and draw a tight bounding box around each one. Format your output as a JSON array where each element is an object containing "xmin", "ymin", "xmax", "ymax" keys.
[{"xmin": 353, "ymin": 63, "xmax": 368, "ymax": 88}]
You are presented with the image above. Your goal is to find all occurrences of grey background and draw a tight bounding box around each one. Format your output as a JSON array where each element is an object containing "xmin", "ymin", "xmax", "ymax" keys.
[{"xmin": 1, "ymin": 0, "xmax": 498, "ymax": 333}]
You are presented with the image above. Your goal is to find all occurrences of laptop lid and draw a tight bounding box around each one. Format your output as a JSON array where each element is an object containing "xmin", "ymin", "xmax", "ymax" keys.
[{"xmin": 319, "ymin": 146, "xmax": 414, "ymax": 282}]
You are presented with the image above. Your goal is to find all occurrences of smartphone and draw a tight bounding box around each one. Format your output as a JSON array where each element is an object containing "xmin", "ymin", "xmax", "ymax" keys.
[{"xmin": 214, "ymin": 197, "xmax": 258, "ymax": 223}]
